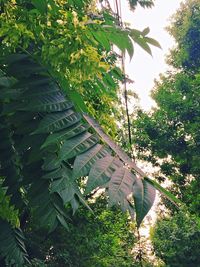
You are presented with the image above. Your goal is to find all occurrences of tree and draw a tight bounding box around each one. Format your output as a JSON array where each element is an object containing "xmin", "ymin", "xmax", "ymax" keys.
[
  {"xmin": 0, "ymin": 0, "xmax": 164, "ymax": 265},
  {"xmin": 131, "ymin": 0, "xmax": 200, "ymax": 265},
  {"xmin": 25, "ymin": 195, "xmax": 136, "ymax": 267},
  {"xmin": 132, "ymin": 0, "xmax": 200, "ymax": 215},
  {"xmin": 151, "ymin": 212, "xmax": 200, "ymax": 267}
]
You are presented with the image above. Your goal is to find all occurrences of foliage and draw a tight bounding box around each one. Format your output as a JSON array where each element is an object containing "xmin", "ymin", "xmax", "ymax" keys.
[
  {"xmin": 132, "ymin": 0, "xmax": 200, "ymax": 215},
  {"xmin": 0, "ymin": 0, "xmax": 165, "ymax": 265},
  {"xmin": 0, "ymin": 0, "xmax": 159, "ymax": 136},
  {"xmin": 0, "ymin": 52, "xmax": 157, "ymax": 265},
  {"xmin": 151, "ymin": 211, "xmax": 200, "ymax": 267},
  {"xmin": 128, "ymin": 0, "xmax": 154, "ymax": 10},
  {"xmin": 25, "ymin": 196, "xmax": 136, "ymax": 267},
  {"xmin": 131, "ymin": 1, "xmax": 200, "ymax": 265},
  {"xmin": 167, "ymin": 0, "xmax": 200, "ymax": 71},
  {"xmin": 0, "ymin": 181, "xmax": 19, "ymax": 227}
]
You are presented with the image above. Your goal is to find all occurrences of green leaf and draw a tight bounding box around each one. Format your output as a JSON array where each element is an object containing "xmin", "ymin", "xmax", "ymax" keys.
[
  {"xmin": 42, "ymin": 154, "xmax": 61, "ymax": 171},
  {"xmin": 42, "ymin": 167, "xmax": 63, "ymax": 180},
  {"xmin": 108, "ymin": 167, "xmax": 136, "ymax": 207},
  {"xmin": 134, "ymin": 179, "xmax": 156, "ymax": 227},
  {"xmin": 129, "ymin": 29, "xmax": 152, "ymax": 55},
  {"xmin": 144, "ymin": 177, "xmax": 182, "ymax": 206},
  {"xmin": 51, "ymin": 173, "xmax": 75, "ymax": 204},
  {"xmin": 102, "ymin": 25, "xmax": 134, "ymax": 57},
  {"xmin": 31, "ymin": 0, "xmax": 47, "ymax": 14},
  {"xmin": 91, "ymin": 29, "xmax": 111, "ymax": 51},
  {"xmin": 59, "ymin": 132, "xmax": 99, "ymax": 161},
  {"xmin": 67, "ymin": 90, "xmax": 87, "ymax": 112},
  {"xmin": 132, "ymin": 178, "xmax": 143, "ymax": 221},
  {"xmin": 70, "ymin": 196, "xmax": 79, "ymax": 215},
  {"xmin": 85, "ymin": 155, "xmax": 123, "ymax": 194},
  {"xmin": 144, "ymin": 36, "xmax": 162, "ymax": 49},
  {"xmin": 0, "ymin": 220, "xmax": 29, "ymax": 266},
  {"xmin": 142, "ymin": 27, "xmax": 150, "ymax": 36},
  {"xmin": 22, "ymin": 92, "xmax": 73, "ymax": 112},
  {"xmin": 0, "ymin": 88, "xmax": 23, "ymax": 100},
  {"xmin": 83, "ymin": 114, "xmax": 145, "ymax": 176},
  {"xmin": 41, "ymin": 123, "xmax": 90, "ymax": 148},
  {"xmin": 33, "ymin": 110, "xmax": 81, "ymax": 134},
  {"xmin": 56, "ymin": 214, "xmax": 69, "ymax": 230},
  {"xmin": 73, "ymin": 144, "xmax": 110, "ymax": 179}
]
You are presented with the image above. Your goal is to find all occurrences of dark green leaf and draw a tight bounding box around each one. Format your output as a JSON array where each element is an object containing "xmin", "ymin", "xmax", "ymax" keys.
[
  {"xmin": 108, "ymin": 167, "xmax": 136, "ymax": 207},
  {"xmin": 73, "ymin": 144, "xmax": 110, "ymax": 179},
  {"xmin": 134, "ymin": 179, "xmax": 156, "ymax": 227},
  {"xmin": 33, "ymin": 110, "xmax": 81, "ymax": 134},
  {"xmin": 41, "ymin": 123, "xmax": 89, "ymax": 148},
  {"xmin": 31, "ymin": 0, "xmax": 47, "ymax": 14},
  {"xmin": 59, "ymin": 132, "xmax": 99, "ymax": 161},
  {"xmin": 85, "ymin": 155, "xmax": 123, "ymax": 194}
]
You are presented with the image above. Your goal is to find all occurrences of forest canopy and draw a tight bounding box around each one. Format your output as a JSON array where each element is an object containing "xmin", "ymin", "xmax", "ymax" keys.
[{"xmin": 0, "ymin": 0, "xmax": 199, "ymax": 266}]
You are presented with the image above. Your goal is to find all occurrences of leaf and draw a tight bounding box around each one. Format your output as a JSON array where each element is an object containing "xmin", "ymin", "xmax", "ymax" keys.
[
  {"xmin": 22, "ymin": 92, "xmax": 73, "ymax": 112},
  {"xmin": 83, "ymin": 114, "xmax": 145, "ymax": 177},
  {"xmin": 107, "ymin": 29, "xmax": 134, "ymax": 59},
  {"xmin": 120, "ymin": 198, "xmax": 135, "ymax": 220},
  {"xmin": 59, "ymin": 132, "xmax": 99, "ymax": 161},
  {"xmin": 31, "ymin": 0, "xmax": 47, "ymax": 14},
  {"xmin": 75, "ymin": 191, "xmax": 94, "ymax": 213},
  {"xmin": 56, "ymin": 214, "xmax": 69, "ymax": 230},
  {"xmin": 42, "ymin": 167, "xmax": 63, "ymax": 180},
  {"xmin": 41, "ymin": 123, "xmax": 90, "ymax": 148},
  {"xmin": 144, "ymin": 177, "xmax": 182, "ymax": 206},
  {"xmin": 0, "ymin": 220, "xmax": 29, "ymax": 266},
  {"xmin": 70, "ymin": 196, "xmax": 79, "ymax": 215},
  {"xmin": 129, "ymin": 29, "xmax": 152, "ymax": 55},
  {"xmin": 42, "ymin": 154, "xmax": 61, "ymax": 171},
  {"xmin": 0, "ymin": 88, "xmax": 23, "ymax": 100},
  {"xmin": 91, "ymin": 29, "xmax": 111, "ymax": 51},
  {"xmin": 134, "ymin": 179, "xmax": 156, "ymax": 227},
  {"xmin": 144, "ymin": 36, "xmax": 162, "ymax": 49},
  {"xmin": 108, "ymin": 167, "xmax": 136, "ymax": 207},
  {"xmin": 67, "ymin": 90, "xmax": 87, "ymax": 112},
  {"xmin": 85, "ymin": 155, "xmax": 123, "ymax": 194},
  {"xmin": 142, "ymin": 27, "xmax": 150, "ymax": 36},
  {"xmin": 73, "ymin": 144, "xmax": 110, "ymax": 179},
  {"xmin": 51, "ymin": 175, "xmax": 75, "ymax": 204},
  {"xmin": 33, "ymin": 109, "xmax": 81, "ymax": 134},
  {"xmin": 132, "ymin": 178, "xmax": 143, "ymax": 221}
]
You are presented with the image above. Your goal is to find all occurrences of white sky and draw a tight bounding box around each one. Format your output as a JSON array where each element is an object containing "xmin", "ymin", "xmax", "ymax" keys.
[{"xmin": 116, "ymin": 0, "xmax": 182, "ymax": 110}]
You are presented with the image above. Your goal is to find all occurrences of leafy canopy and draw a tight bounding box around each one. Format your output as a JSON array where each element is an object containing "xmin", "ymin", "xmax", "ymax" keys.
[{"xmin": 0, "ymin": 0, "xmax": 171, "ymax": 266}]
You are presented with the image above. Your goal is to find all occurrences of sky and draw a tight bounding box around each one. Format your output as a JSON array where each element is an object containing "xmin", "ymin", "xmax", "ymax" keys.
[{"xmin": 112, "ymin": 0, "xmax": 182, "ymax": 110}]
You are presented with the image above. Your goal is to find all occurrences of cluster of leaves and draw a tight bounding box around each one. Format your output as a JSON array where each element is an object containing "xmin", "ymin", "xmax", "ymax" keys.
[
  {"xmin": 0, "ymin": 181, "xmax": 19, "ymax": 227},
  {"xmin": 167, "ymin": 0, "xmax": 200, "ymax": 70},
  {"xmin": 0, "ymin": 52, "xmax": 157, "ymax": 265},
  {"xmin": 151, "ymin": 211, "xmax": 200, "ymax": 267},
  {"xmin": 0, "ymin": 0, "xmax": 167, "ymax": 266},
  {"xmin": 25, "ymin": 196, "xmax": 136, "ymax": 267},
  {"xmin": 128, "ymin": 0, "xmax": 154, "ymax": 10},
  {"xmin": 132, "ymin": 0, "xmax": 200, "ymax": 215},
  {"xmin": 130, "ymin": 0, "xmax": 200, "ymax": 266},
  {"xmin": 0, "ymin": 0, "xmax": 160, "ymax": 135}
]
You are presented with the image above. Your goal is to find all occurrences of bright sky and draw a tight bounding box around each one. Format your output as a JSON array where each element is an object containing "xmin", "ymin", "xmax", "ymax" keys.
[{"xmin": 119, "ymin": 0, "xmax": 182, "ymax": 110}]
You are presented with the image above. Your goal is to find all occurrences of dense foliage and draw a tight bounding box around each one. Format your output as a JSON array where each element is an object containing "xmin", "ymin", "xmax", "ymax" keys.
[
  {"xmin": 131, "ymin": 0, "xmax": 200, "ymax": 265},
  {"xmin": 0, "ymin": 0, "xmax": 164, "ymax": 266},
  {"xmin": 151, "ymin": 212, "xmax": 200, "ymax": 267},
  {"xmin": 25, "ymin": 196, "xmax": 136, "ymax": 267}
]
